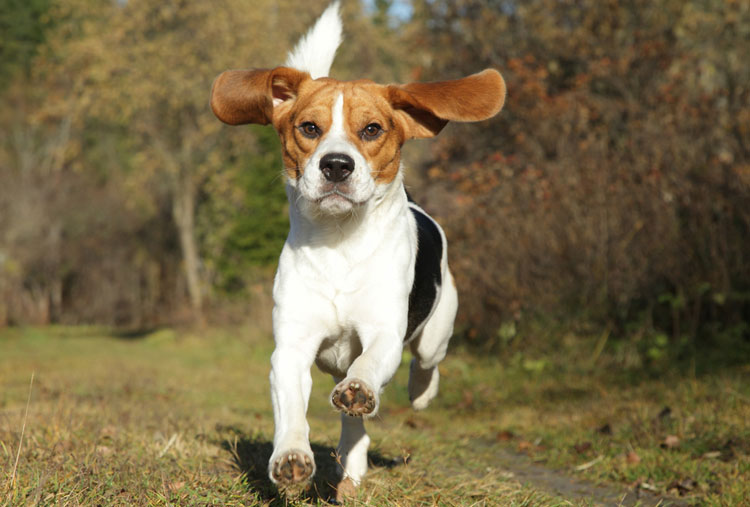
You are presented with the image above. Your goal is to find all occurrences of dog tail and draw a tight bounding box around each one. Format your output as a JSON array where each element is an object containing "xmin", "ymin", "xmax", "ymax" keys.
[{"xmin": 285, "ymin": 1, "xmax": 342, "ymax": 79}]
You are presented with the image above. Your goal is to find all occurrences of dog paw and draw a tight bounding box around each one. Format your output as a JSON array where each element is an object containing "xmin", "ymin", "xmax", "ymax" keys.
[
  {"xmin": 270, "ymin": 449, "xmax": 315, "ymax": 486},
  {"xmin": 331, "ymin": 378, "xmax": 377, "ymax": 417}
]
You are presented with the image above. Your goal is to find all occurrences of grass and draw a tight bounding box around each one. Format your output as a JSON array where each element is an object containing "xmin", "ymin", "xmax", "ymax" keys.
[{"xmin": 0, "ymin": 325, "xmax": 748, "ymax": 505}]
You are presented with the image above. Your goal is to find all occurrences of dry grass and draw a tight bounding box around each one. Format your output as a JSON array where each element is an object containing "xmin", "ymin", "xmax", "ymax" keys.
[{"xmin": 1, "ymin": 326, "xmax": 747, "ymax": 505}]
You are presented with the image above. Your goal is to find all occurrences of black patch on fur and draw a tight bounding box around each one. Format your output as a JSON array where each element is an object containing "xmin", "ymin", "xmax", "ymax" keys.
[{"xmin": 405, "ymin": 203, "xmax": 443, "ymax": 341}]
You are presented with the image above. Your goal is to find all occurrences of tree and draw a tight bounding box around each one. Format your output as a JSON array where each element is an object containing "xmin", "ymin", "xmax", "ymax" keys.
[
  {"xmin": 0, "ymin": 0, "xmax": 52, "ymax": 90},
  {"xmin": 0, "ymin": 0, "xmax": 418, "ymax": 326}
]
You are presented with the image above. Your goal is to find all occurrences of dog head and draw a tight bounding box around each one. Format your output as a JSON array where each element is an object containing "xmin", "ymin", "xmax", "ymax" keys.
[
  {"xmin": 211, "ymin": 68, "xmax": 505, "ymax": 217},
  {"xmin": 210, "ymin": 3, "xmax": 505, "ymax": 219}
]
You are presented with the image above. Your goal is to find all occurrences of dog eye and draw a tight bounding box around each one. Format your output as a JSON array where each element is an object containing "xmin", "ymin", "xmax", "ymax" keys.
[
  {"xmin": 299, "ymin": 122, "xmax": 321, "ymax": 139},
  {"xmin": 360, "ymin": 123, "xmax": 383, "ymax": 140}
]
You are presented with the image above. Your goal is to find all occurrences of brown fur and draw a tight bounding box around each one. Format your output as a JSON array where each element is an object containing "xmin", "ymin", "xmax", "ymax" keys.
[{"xmin": 210, "ymin": 68, "xmax": 506, "ymax": 184}]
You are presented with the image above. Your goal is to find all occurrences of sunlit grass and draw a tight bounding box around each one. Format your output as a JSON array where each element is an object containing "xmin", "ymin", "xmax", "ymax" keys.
[{"xmin": 1, "ymin": 326, "xmax": 747, "ymax": 505}]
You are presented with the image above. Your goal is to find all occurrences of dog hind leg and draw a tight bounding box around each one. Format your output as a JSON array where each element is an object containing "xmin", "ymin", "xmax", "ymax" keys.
[
  {"xmin": 334, "ymin": 412, "xmax": 370, "ymax": 500},
  {"xmin": 408, "ymin": 269, "xmax": 458, "ymax": 410}
]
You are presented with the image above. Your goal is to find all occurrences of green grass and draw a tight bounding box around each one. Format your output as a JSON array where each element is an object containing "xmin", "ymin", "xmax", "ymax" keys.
[{"xmin": 1, "ymin": 326, "xmax": 748, "ymax": 505}]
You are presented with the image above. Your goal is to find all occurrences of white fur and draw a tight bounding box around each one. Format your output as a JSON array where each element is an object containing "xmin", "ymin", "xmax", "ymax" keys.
[
  {"xmin": 268, "ymin": 91, "xmax": 457, "ymax": 487},
  {"xmin": 337, "ymin": 414, "xmax": 370, "ymax": 484},
  {"xmin": 288, "ymin": 93, "xmax": 379, "ymax": 218},
  {"xmin": 285, "ymin": 1, "xmax": 343, "ymax": 79},
  {"xmin": 267, "ymin": 3, "xmax": 458, "ymax": 490}
]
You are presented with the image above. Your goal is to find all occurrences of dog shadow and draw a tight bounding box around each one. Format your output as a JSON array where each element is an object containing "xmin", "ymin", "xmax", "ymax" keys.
[{"xmin": 222, "ymin": 433, "xmax": 408, "ymax": 504}]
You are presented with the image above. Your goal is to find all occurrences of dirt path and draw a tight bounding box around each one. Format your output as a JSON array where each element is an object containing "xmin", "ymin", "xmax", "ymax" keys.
[{"xmin": 475, "ymin": 440, "xmax": 684, "ymax": 506}]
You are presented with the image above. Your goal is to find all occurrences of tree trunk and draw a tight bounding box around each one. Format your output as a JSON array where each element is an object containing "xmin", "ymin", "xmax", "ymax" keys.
[{"xmin": 172, "ymin": 170, "xmax": 203, "ymax": 320}]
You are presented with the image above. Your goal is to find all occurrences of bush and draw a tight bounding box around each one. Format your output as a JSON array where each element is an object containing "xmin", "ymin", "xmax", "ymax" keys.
[{"xmin": 409, "ymin": 0, "xmax": 750, "ymax": 347}]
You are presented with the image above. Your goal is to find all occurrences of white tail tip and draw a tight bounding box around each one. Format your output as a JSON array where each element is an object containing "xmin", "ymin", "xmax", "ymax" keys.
[{"xmin": 285, "ymin": 2, "xmax": 343, "ymax": 80}]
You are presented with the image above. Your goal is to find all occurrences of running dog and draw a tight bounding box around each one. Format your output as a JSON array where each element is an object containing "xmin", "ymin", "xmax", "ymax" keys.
[{"xmin": 210, "ymin": 1, "xmax": 505, "ymax": 494}]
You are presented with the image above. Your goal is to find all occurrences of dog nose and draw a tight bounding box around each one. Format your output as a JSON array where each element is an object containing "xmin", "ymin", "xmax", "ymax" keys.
[{"xmin": 319, "ymin": 153, "xmax": 354, "ymax": 182}]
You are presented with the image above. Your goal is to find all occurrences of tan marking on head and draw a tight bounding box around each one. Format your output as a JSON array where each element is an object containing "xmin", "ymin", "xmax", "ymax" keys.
[
  {"xmin": 341, "ymin": 82, "xmax": 406, "ymax": 184},
  {"xmin": 272, "ymin": 79, "xmax": 341, "ymax": 178},
  {"xmin": 271, "ymin": 79, "xmax": 408, "ymax": 183},
  {"xmin": 211, "ymin": 66, "xmax": 506, "ymax": 184}
]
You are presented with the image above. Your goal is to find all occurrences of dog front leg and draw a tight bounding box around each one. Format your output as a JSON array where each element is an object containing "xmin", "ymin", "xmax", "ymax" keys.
[
  {"xmin": 331, "ymin": 330, "xmax": 403, "ymax": 418},
  {"xmin": 268, "ymin": 343, "xmax": 318, "ymax": 486}
]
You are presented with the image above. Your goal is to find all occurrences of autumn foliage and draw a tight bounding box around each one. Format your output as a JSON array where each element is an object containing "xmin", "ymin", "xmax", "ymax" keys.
[
  {"xmin": 1, "ymin": 0, "xmax": 748, "ymax": 351},
  {"xmin": 408, "ymin": 0, "xmax": 750, "ymax": 346}
]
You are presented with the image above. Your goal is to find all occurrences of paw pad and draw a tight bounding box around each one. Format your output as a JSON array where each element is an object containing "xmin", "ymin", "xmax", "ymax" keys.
[
  {"xmin": 271, "ymin": 450, "xmax": 314, "ymax": 485},
  {"xmin": 332, "ymin": 378, "xmax": 376, "ymax": 416}
]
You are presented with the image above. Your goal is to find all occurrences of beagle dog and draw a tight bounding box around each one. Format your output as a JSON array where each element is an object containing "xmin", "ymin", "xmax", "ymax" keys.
[{"xmin": 210, "ymin": 2, "xmax": 505, "ymax": 493}]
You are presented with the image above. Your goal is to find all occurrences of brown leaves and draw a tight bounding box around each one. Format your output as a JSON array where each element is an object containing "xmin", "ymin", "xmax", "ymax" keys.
[
  {"xmin": 496, "ymin": 430, "xmax": 515, "ymax": 442},
  {"xmin": 404, "ymin": 416, "xmax": 431, "ymax": 430},
  {"xmin": 516, "ymin": 440, "xmax": 534, "ymax": 453},
  {"xmin": 456, "ymin": 389, "xmax": 475, "ymax": 410},
  {"xmin": 625, "ymin": 451, "xmax": 641, "ymax": 464},
  {"xmin": 573, "ymin": 441, "xmax": 592, "ymax": 454},
  {"xmin": 516, "ymin": 438, "xmax": 546, "ymax": 455},
  {"xmin": 661, "ymin": 435, "xmax": 681, "ymax": 449},
  {"xmin": 410, "ymin": 0, "xmax": 750, "ymax": 348}
]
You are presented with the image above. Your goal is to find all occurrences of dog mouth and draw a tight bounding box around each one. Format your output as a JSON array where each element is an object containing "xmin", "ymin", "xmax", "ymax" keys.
[{"xmin": 314, "ymin": 188, "xmax": 362, "ymax": 206}]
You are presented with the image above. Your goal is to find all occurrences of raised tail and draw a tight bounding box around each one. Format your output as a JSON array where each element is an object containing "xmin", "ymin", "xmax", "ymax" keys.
[{"xmin": 285, "ymin": 2, "xmax": 343, "ymax": 79}]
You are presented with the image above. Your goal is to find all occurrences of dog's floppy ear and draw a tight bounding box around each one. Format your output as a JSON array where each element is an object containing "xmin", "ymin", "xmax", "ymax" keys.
[
  {"xmin": 387, "ymin": 69, "xmax": 506, "ymax": 139},
  {"xmin": 210, "ymin": 66, "xmax": 310, "ymax": 125}
]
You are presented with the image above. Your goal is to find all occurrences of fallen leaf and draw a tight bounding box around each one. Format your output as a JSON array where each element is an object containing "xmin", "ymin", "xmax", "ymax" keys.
[
  {"xmin": 517, "ymin": 440, "xmax": 533, "ymax": 452},
  {"xmin": 662, "ymin": 435, "xmax": 680, "ymax": 449},
  {"xmin": 496, "ymin": 430, "xmax": 515, "ymax": 441},
  {"xmin": 626, "ymin": 451, "xmax": 641, "ymax": 464},
  {"xmin": 384, "ymin": 406, "xmax": 410, "ymax": 416},
  {"xmin": 167, "ymin": 481, "xmax": 185, "ymax": 491},
  {"xmin": 573, "ymin": 442, "xmax": 592, "ymax": 454},
  {"xmin": 457, "ymin": 390, "xmax": 474, "ymax": 409}
]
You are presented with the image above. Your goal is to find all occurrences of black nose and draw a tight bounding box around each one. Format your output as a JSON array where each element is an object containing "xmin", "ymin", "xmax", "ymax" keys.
[{"xmin": 319, "ymin": 153, "xmax": 354, "ymax": 182}]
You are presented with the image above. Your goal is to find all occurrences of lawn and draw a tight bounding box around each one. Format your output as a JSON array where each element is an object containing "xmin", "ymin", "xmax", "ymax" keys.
[{"xmin": 1, "ymin": 326, "xmax": 748, "ymax": 505}]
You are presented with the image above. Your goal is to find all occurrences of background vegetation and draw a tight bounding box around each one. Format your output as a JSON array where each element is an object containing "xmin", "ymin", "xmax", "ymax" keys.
[
  {"xmin": 2, "ymin": 327, "xmax": 748, "ymax": 505},
  {"xmin": 2, "ymin": 1, "xmax": 749, "ymax": 504},
  {"xmin": 1, "ymin": 0, "xmax": 748, "ymax": 356}
]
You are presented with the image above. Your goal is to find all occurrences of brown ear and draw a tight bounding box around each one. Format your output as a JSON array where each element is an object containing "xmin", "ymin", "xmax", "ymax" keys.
[
  {"xmin": 387, "ymin": 69, "xmax": 506, "ymax": 139},
  {"xmin": 210, "ymin": 66, "xmax": 310, "ymax": 125}
]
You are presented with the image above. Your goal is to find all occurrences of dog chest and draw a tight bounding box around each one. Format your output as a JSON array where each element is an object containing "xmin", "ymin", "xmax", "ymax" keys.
[{"xmin": 314, "ymin": 328, "xmax": 362, "ymax": 378}]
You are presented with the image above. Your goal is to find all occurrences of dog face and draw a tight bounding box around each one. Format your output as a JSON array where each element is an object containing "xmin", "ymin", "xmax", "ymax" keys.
[
  {"xmin": 272, "ymin": 79, "xmax": 403, "ymax": 215},
  {"xmin": 210, "ymin": 67, "xmax": 506, "ymax": 217}
]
